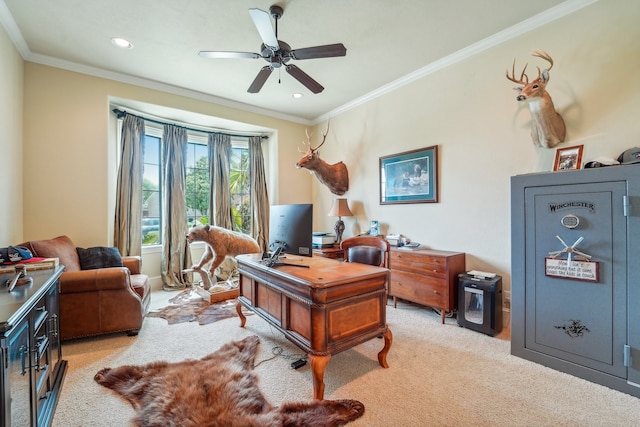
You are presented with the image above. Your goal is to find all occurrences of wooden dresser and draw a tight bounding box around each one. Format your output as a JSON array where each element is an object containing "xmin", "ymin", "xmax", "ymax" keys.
[
  {"xmin": 1, "ymin": 266, "xmax": 67, "ymax": 427},
  {"xmin": 388, "ymin": 248, "xmax": 465, "ymax": 323}
]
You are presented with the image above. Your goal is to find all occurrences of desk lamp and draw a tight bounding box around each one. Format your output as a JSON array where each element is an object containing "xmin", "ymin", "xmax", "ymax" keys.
[{"xmin": 328, "ymin": 198, "xmax": 353, "ymax": 245}]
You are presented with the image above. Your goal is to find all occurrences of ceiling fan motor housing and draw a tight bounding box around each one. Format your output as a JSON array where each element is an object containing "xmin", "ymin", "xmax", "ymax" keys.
[
  {"xmin": 260, "ymin": 41, "xmax": 291, "ymax": 68},
  {"xmin": 269, "ymin": 5, "xmax": 284, "ymax": 20}
]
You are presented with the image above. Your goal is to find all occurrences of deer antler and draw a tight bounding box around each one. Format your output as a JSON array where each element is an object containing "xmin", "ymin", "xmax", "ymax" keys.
[
  {"xmin": 532, "ymin": 49, "xmax": 554, "ymax": 72},
  {"xmin": 299, "ymin": 129, "xmax": 313, "ymax": 153},
  {"xmin": 506, "ymin": 59, "xmax": 529, "ymax": 85},
  {"xmin": 313, "ymin": 122, "xmax": 330, "ymax": 151}
]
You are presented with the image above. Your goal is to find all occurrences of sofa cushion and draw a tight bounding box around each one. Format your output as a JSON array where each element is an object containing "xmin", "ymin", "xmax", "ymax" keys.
[
  {"xmin": 29, "ymin": 235, "xmax": 81, "ymax": 272},
  {"xmin": 77, "ymin": 246, "xmax": 123, "ymax": 270}
]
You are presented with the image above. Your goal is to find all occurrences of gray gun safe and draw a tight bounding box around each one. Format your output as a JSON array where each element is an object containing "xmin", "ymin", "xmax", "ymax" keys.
[{"xmin": 511, "ymin": 165, "xmax": 640, "ymax": 397}]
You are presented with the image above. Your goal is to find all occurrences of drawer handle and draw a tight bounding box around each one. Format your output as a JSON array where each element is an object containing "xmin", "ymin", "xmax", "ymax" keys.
[{"xmin": 20, "ymin": 345, "xmax": 28, "ymax": 375}]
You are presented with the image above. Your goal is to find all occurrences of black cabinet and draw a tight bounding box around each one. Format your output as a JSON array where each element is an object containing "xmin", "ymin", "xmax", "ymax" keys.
[
  {"xmin": 511, "ymin": 165, "xmax": 640, "ymax": 398},
  {"xmin": 1, "ymin": 267, "xmax": 67, "ymax": 426}
]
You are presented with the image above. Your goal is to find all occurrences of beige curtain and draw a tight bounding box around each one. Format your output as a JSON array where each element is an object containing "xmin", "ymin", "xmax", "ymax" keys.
[
  {"xmin": 113, "ymin": 114, "xmax": 144, "ymax": 256},
  {"xmin": 161, "ymin": 125, "xmax": 191, "ymax": 289},
  {"xmin": 249, "ymin": 136, "xmax": 269, "ymax": 251},
  {"xmin": 208, "ymin": 133, "xmax": 233, "ymax": 229}
]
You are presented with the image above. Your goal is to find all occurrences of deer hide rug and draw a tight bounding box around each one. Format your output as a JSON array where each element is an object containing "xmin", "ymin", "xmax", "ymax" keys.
[{"xmin": 94, "ymin": 335, "xmax": 364, "ymax": 427}]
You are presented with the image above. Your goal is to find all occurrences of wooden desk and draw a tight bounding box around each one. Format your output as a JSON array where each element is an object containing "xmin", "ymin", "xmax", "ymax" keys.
[{"xmin": 235, "ymin": 253, "xmax": 392, "ymax": 400}]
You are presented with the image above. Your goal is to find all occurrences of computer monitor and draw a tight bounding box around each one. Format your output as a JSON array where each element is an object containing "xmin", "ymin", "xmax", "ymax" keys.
[{"xmin": 269, "ymin": 204, "xmax": 313, "ymax": 257}]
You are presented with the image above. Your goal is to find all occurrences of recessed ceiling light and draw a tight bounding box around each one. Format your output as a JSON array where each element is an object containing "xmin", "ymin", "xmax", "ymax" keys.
[
  {"xmin": 292, "ymin": 93, "xmax": 303, "ymax": 99},
  {"xmin": 111, "ymin": 37, "xmax": 133, "ymax": 49}
]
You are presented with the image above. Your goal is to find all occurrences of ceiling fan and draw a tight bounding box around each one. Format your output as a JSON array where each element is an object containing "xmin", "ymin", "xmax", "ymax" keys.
[{"xmin": 198, "ymin": 4, "xmax": 347, "ymax": 94}]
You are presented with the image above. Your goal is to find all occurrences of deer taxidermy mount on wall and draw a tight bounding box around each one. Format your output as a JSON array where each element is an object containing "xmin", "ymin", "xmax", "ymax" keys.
[
  {"xmin": 295, "ymin": 123, "xmax": 349, "ymax": 195},
  {"xmin": 506, "ymin": 49, "xmax": 566, "ymax": 148}
]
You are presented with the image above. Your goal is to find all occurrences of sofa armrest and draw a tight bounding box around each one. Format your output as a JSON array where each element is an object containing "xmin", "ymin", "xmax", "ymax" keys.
[
  {"xmin": 60, "ymin": 268, "xmax": 135, "ymax": 294},
  {"xmin": 122, "ymin": 256, "xmax": 142, "ymax": 275}
]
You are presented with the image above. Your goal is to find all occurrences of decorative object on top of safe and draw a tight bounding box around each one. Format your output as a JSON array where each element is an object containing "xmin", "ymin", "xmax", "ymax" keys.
[
  {"xmin": 553, "ymin": 145, "xmax": 583, "ymax": 171},
  {"xmin": 617, "ymin": 147, "xmax": 640, "ymax": 164}
]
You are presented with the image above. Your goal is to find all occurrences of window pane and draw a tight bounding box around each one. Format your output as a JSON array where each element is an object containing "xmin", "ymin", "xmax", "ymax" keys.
[
  {"xmin": 186, "ymin": 141, "xmax": 210, "ymax": 228},
  {"xmin": 142, "ymin": 135, "xmax": 161, "ymax": 245},
  {"xmin": 230, "ymin": 147, "xmax": 250, "ymax": 234}
]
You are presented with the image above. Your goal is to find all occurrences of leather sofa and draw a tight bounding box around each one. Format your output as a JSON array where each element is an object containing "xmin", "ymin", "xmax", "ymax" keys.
[{"xmin": 19, "ymin": 235, "xmax": 150, "ymax": 341}]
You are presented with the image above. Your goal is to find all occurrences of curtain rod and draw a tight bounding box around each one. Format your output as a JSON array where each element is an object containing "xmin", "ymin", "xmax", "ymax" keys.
[{"xmin": 112, "ymin": 108, "xmax": 268, "ymax": 140}]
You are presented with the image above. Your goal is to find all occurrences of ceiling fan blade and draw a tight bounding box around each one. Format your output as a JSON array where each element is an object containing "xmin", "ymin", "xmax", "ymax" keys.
[
  {"xmin": 247, "ymin": 66, "xmax": 273, "ymax": 93},
  {"xmin": 290, "ymin": 43, "xmax": 347, "ymax": 60},
  {"xmin": 285, "ymin": 64, "xmax": 324, "ymax": 94},
  {"xmin": 248, "ymin": 8, "xmax": 279, "ymax": 50},
  {"xmin": 198, "ymin": 51, "xmax": 261, "ymax": 59}
]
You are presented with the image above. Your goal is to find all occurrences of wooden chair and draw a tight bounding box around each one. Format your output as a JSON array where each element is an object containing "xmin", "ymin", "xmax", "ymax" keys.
[
  {"xmin": 340, "ymin": 236, "xmax": 390, "ymax": 268},
  {"xmin": 341, "ymin": 236, "xmax": 391, "ymax": 318}
]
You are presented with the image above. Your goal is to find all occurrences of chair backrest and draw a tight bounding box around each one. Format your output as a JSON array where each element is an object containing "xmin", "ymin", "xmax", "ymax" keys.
[{"xmin": 340, "ymin": 236, "xmax": 390, "ymax": 268}]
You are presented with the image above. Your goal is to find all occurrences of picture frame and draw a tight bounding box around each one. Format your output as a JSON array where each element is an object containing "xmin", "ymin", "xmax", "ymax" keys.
[
  {"xmin": 379, "ymin": 145, "xmax": 438, "ymax": 204},
  {"xmin": 369, "ymin": 220, "xmax": 380, "ymax": 236},
  {"xmin": 553, "ymin": 145, "xmax": 583, "ymax": 171}
]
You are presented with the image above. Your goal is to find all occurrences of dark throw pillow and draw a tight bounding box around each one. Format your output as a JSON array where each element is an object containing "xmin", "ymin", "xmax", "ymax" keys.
[{"xmin": 76, "ymin": 247, "xmax": 123, "ymax": 270}]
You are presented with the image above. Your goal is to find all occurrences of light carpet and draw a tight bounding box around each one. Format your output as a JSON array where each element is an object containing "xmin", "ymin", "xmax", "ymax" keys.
[{"xmin": 52, "ymin": 290, "xmax": 640, "ymax": 427}]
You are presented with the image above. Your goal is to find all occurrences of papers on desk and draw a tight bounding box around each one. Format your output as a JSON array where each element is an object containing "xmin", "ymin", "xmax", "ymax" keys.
[{"xmin": 397, "ymin": 242, "xmax": 422, "ymax": 250}]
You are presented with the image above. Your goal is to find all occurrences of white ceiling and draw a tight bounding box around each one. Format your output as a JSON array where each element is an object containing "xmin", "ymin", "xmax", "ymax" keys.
[{"xmin": 2, "ymin": 0, "xmax": 590, "ymax": 124}]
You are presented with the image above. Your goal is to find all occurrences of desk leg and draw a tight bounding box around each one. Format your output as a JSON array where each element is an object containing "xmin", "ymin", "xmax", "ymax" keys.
[
  {"xmin": 235, "ymin": 301, "xmax": 246, "ymax": 327},
  {"xmin": 308, "ymin": 354, "xmax": 330, "ymax": 400},
  {"xmin": 377, "ymin": 328, "xmax": 393, "ymax": 368},
  {"xmin": 441, "ymin": 310, "xmax": 446, "ymax": 324}
]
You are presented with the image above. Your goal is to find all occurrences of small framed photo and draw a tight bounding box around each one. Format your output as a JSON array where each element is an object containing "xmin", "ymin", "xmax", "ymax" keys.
[
  {"xmin": 554, "ymin": 145, "xmax": 583, "ymax": 171},
  {"xmin": 369, "ymin": 220, "xmax": 380, "ymax": 236},
  {"xmin": 379, "ymin": 146, "xmax": 439, "ymax": 204}
]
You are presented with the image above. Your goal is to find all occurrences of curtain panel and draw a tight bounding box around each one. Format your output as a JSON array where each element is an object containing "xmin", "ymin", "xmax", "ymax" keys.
[
  {"xmin": 161, "ymin": 125, "xmax": 191, "ymax": 289},
  {"xmin": 113, "ymin": 114, "xmax": 145, "ymax": 257},
  {"xmin": 249, "ymin": 136, "xmax": 269, "ymax": 251},
  {"xmin": 208, "ymin": 133, "xmax": 233, "ymax": 229}
]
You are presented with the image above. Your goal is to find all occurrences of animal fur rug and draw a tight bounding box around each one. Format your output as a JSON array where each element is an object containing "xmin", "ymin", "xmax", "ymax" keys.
[
  {"xmin": 147, "ymin": 289, "xmax": 237, "ymax": 325},
  {"xmin": 94, "ymin": 336, "xmax": 365, "ymax": 427}
]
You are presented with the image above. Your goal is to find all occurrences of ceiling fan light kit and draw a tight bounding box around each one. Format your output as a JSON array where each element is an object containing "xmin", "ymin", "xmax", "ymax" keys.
[{"xmin": 199, "ymin": 4, "xmax": 346, "ymax": 94}]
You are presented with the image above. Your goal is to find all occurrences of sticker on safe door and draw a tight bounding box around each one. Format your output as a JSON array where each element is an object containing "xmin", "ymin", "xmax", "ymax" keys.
[{"xmin": 544, "ymin": 258, "xmax": 599, "ymax": 282}]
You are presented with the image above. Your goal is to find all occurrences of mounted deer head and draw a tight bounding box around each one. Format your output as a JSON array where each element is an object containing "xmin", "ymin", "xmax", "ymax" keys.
[
  {"xmin": 295, "ymin": 123, "xmax": 349, "ymax": 196},
  {"xmin": 506, "ymin": 49, "xmax": 566, "ymax": 148}
]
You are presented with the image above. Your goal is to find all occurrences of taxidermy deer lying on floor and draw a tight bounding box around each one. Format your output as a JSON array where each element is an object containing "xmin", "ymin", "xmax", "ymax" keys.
[
  {"xmin": 295, "ymin": 123, "xmax": 349, "ymax": 195},
  {"xmin": 506, "ymin": 49, "xmax": 566, "ymax": 148}
]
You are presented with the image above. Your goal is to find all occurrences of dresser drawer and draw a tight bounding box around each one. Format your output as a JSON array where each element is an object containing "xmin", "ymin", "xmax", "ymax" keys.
[
  {"xmin": 389, "ymin": 270, "xmax": 447, "ymax": 308},
  {"xmin": 390, "ymin": 251, "xmax": 448, "ymax": 277}
]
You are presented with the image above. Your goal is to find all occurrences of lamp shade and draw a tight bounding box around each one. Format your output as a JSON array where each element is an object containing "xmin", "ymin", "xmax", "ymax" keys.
[{"xmin": 328, "ymin": 198, "xmax": 353, "ymax": 217}]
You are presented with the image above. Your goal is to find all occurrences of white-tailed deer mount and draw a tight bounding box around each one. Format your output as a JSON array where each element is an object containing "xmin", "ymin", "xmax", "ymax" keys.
[
  {"xmin": 506, "ymin": 49, "xmax": 566, "ymax": 148},
  {"xmin": 295, "ymin": 123, "xmax": 349, "ymax": 195}
]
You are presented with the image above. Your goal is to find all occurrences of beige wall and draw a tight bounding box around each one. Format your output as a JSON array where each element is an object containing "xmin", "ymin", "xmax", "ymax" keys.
[
  {"xmin": 20, "ymin": 64, "xmax": 310, "ymax": 248},
  {"xmin": 0, "ymin": 23, "xmax": 24, "ymax": 244},
  {"xmin": 308, "ymin": 0, "xmax": 640, "ymax": 294},
  {"xmin": 2, "ymin": 1, "xmax": 639, "ymax": 297}
]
